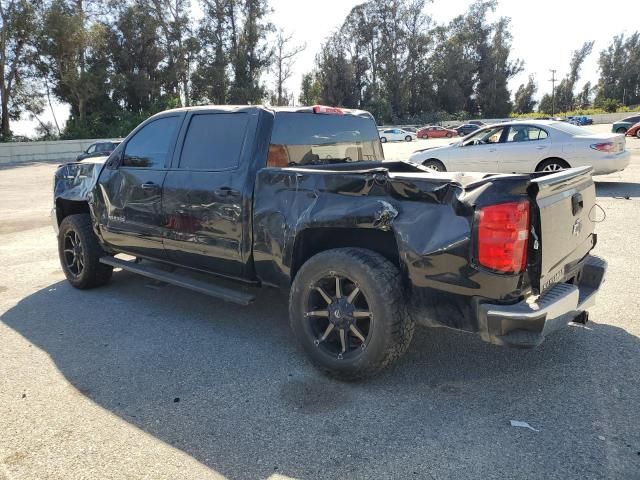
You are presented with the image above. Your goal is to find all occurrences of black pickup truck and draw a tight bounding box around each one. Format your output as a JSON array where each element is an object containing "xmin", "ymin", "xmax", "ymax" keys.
[{"xmin": 52, "ymin": 105, "xmax": 606, "ymax": 379}]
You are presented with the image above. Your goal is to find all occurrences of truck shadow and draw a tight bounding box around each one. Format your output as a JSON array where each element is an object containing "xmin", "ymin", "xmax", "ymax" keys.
[
  {"xmin": 2, "ymin": 273, "xmax": 639, "ymax": 478},
  {"xmin": 595, "ymin": 181, "xmax": 640, "ymax": 199}
]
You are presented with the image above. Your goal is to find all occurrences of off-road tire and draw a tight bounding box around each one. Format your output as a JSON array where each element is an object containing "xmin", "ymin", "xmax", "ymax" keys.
[
  {"xmin": 58, "ymin": 214, "xmax": 113, "ymax": 289},
  {"xmin": 289, "ymin": 248, "xmax": 414, "ymax": 381}
]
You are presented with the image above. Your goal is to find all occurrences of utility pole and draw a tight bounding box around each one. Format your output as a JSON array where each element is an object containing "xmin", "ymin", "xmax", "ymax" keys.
[{"xmin": 549, "ymin": 69, "xmax": 557, "ymax": 116}]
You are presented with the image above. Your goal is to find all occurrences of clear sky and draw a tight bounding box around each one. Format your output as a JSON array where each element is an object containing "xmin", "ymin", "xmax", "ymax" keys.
[{"xmin": 14, "ymin": 0, "xmax": 639, "ymax": 135}]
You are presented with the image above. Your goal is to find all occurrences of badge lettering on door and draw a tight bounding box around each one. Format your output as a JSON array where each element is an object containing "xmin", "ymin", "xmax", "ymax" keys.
[{"xmin": 572, "ymin": 218, "xmax": 582, "ymax": 236}]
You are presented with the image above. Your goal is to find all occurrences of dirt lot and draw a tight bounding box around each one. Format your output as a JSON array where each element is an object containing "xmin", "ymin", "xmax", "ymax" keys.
[{"xmin": 1, "ymin": 128, "xmax": 639, "ymax": 479}]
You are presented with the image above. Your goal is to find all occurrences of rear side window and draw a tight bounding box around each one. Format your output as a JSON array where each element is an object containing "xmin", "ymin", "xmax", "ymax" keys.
[
  {"xmin": 178, "ymin": 113, "xmax": 248, "ymax": 170},
  {"xmin": 123, "ymin": 116, "xmax": 180, "ymax": 168}
]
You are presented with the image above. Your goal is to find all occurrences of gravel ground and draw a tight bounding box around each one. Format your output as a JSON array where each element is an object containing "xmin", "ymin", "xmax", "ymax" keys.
[{"xmin": 1, "ymin": 127, "xmax": 639, "ymax": 480}]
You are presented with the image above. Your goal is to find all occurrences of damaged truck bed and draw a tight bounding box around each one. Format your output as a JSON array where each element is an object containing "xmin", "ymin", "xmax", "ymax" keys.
[{"xmin": 52, "ymin": 105, "xmax": 607, "ymax": 379}]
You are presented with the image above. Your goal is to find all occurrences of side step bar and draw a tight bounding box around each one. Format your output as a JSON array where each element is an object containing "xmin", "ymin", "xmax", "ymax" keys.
[{"xmin": 99, "ymin": 256, "xmax": 255, "ymax": 306}]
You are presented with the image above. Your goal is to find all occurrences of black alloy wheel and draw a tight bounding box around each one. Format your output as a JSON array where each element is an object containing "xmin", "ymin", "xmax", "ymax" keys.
[
  {"xmin": 305, "ymin": 273, "xmax": 372, "ymax": 360},
  {"xmin": 62, "ymin": 229, "xmax": 85, "ymax": 277}
]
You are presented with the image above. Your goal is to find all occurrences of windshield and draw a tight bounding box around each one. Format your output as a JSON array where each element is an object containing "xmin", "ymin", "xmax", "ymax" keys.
[
  {"xmin": 550, "ymin": 122, "xmax": 592, "ymax": 136},
  {"xmin": 268, "ymin": 112, "xmax": 384, "ymax": 167}
]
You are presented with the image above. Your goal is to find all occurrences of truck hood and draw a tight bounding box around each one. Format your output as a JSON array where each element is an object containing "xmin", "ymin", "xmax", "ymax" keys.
[{"xmin": 54, "ymin": 157, "xmax": 108, "ymax": 203}]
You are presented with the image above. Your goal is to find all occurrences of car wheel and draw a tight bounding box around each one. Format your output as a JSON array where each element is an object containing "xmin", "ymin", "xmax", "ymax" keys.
[
  {"xmin": 535, "ymin": 158, "xmax": 570, "ymax": 173},
  {"xmin": 423, "ymin": 159, "xmax": 446, "ymax": 172},
  {"xmin": 405, "ymin": 135, "xmax": 412, "ymax": 142},
  {"xmin": 380, "ymin": 137, "xmax": 387, "ymax": 143},
  {"xmin": 446, "ymin": 132, "xmax": 452, "ymax": 138},
  {"xmin": 636, "ymin": 129, "xmax": 640, "ymax": 139},
  {"xmin": 58, "ymin": 214, "xmax": 113, "ymax": 289},
  {"xmin": 289, "ymin": 248, "xmax": 414, "ymax": 380},
  {"xmin": 616, "ymin": 127, "xmax": 627, "ymax": 134}
]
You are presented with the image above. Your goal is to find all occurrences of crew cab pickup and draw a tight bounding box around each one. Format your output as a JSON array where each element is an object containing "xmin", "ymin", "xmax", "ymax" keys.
[{"xmin": 52, "ymin": 105, "xmax": 607, "ymax": 379}]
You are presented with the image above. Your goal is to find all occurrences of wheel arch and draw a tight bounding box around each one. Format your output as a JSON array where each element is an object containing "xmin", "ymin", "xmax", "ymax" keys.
[
  {"xmin": 55, "ymin": 198, "xmax": 90, "ymax": 226},
  {"xmin": 535, "ymin": 157, "xmax": 571, "ymax": 171},
  {"xmin": 290, "ymin": 227, "xmax": 402, "ymax": 284}
]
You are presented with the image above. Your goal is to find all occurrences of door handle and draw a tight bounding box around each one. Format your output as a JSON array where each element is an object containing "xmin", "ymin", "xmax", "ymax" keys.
[
  {"xmin": 535, "ymin": 145, "xmax": 547, "ymax": 150},
  {"xmin": 141, "ymin": 182, "xmax": 160, "ymax": 190},
  {"xmin": 488, "ymin": 148, "xmax": 497, "ymax": 152}
]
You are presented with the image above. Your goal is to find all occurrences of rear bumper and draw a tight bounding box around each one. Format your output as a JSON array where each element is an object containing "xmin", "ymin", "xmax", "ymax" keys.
[
  {"xmin": 477, "ymin": 255, "xmax": 607, "ymax": 348},
  {"xmin": 588, "ymin": 151, "xmax": 630, "ymax": 175}
]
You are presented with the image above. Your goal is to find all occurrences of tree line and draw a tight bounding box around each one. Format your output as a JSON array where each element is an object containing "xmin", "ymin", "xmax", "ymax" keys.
[{"xmin": 1, "ymin": 0, "xmax": 639, "ymax": 141}]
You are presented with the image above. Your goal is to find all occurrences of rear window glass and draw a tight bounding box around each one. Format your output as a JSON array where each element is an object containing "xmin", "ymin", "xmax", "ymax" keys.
[
  {"xmin": 179, "ymin": 113, "xmax": 248, "ymax": 170},
  {"xmin": 269, "ymin": 112, "xmax": 384, "ymax": 167},
  {"xmin": 550, "ymin": 122, "xmax": 591, "ymax": 136}
]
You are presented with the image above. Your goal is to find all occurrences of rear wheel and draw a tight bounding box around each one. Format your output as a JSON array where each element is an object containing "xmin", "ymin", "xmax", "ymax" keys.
[
  {"xmin": 289, "ymin": 248, "xmax": 414, "ymax": 380},
  {"xmin": 405, "ymin": 135, "xmax": 412, "ymax": 142},
  {"xmin": 380, "ymin": 137, "xmax": 387, "ymax": 143},
  {"xmin": 423, "ymin": 159, "xmax": 446, "ymax": 172},
  {"xmin": 616, "ymin": 127, "xmax": 627, "ymax": 134},
  {"xmin": 58, "ymin": 214, "xmax": 113, "ymax": 289},
  {"xmin": 636, "ymin": 129, "xmax": 640, "ymax": 139},
  {"xmin": 446, "ymin": 132, "xmax": 452, "ymax": 138},
  {"xmin": 536, "ymin": 158, "xmax": 570, "ymax": 173}
]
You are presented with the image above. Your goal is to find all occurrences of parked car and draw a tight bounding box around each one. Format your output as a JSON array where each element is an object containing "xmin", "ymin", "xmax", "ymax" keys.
[
  {"xmin": 568, "ymin": 116, "xmax": 593, "ymax": 126},
  {"xmin": 379, "ymin": 128, "xmax": 417, "ymax": 143},
  {"xmin": 455, "ymin": 124, "xmax": 481, "ymax": 136},
  {"xmin": 468, "ymin": 120, "xmax": 486, "ymax": 127},
  {"xmin": 625, "ymin": 121, "xmax": 640, "ymax": 139},
  {"xmin": 76, "ymin": 141, "xmax": 121, "ymax": 161},
  {"xmin": 409, "ymin": 120, "xmax": 630, "ymax": 175},
  {"xmin": 51, "ymin": 105, "xmax": 606, "ymax": 379},
  {"xmin": 417, "ymin": 125, "xmax": 458, "ymax": 139},
  {"xmin": 612, "ymin": 114, "xmax": 640, "ymax": 134}
]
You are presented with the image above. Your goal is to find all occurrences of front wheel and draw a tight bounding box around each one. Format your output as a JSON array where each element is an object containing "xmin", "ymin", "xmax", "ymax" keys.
[
  {"xmin": 58, "ymin": 214, "xmax": 113, "ymax": 289},
  {"xmin": 616, "ymin": 127, "xmax": 627, "ymax": 134},
  {"xmin": 289, "ymin": 248, "xmax": 414, "ymax": 380},
  {"xmin": 380, "ymin": 137, "xmax": 387, "ymax": 143},
  {"xmin": 405, "ymin": 135, "xmax": 413, "ymax": 142},
  {"xmin": 446, "ymin": 132, "xmax": 452, "ymax": 138},
  {"xmin": 423, "ymin": 159, "xmax": 446, "ymax": 172},
  {"xmin": 636, "ymin": 129, "xmax": 640, "ymax": 139}
]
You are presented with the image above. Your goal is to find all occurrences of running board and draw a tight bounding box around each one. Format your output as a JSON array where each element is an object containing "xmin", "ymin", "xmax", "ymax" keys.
[{"xmin": 99, "ymin": 256, "xmax": 255, "ymax": 306}]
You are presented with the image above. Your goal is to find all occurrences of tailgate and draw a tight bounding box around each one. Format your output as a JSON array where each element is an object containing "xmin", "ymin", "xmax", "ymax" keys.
[{"xmin": 529, "ymin": 166, "xmax": 597, "ymax": 293}]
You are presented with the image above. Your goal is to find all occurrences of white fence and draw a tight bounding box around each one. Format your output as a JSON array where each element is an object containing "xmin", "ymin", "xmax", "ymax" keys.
[{"xmin": 0, "ymin": 138, "xmax": 122, "ymax": 165}]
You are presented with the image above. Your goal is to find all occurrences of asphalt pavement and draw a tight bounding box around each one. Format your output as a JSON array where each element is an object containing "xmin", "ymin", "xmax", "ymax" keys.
[{"xmin": 1, "ymin": 128, "xmax": 639, "ymax": 479}]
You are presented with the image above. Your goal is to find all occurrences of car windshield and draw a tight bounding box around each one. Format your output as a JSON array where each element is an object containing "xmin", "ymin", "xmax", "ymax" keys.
[
  {"xmin": 550, "ymin": 122, "xmax": 592, "ymax": 136},
  {"xmin": 269, "ymin": 112, "xmax": 384, "ymax": 167}
]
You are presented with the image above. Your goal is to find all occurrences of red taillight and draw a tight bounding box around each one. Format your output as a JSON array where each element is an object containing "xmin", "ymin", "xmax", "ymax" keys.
[
  {"xmin": 478, "ymin": 201, "xmax": 530, "ymax": 273},
  {"xmin": 312, "ymin": 105, "xmax": 344, "ymax": 115},
  {"xmin": 590, "ymin": 142, "xmax": 615, "ymax": 152}
]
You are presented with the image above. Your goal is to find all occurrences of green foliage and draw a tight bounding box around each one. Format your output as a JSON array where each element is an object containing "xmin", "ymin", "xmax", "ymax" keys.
[
  {"xmin": 509, "ymin": 105, "xmax": 632, "ymax": 119},
  {"xmin": 513, "ymin": 75, "xmax": 537, "ymax": 114},
  {"xmin": 0, "ymin": 0, "xmax": 41, "ymax": 140},
  {"xmin": 596, "ymin": 98, "xmax": 622, "ymax": 113},
  {"xmin": 596, "ymin": 32, "xmax": 640, "ymax": 106},
  {"xmin": 301, "ymin": 0, "xmax": 522, "ymax": 123}
]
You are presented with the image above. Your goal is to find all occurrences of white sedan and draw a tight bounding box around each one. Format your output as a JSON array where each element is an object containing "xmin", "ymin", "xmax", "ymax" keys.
[
  {"xmin": 379, "ymin": 128, "xmax": 417, "ymax": 143},
  {"xmin": 408, "ymin": 120, "xmax": 630, "ymax": 175}
]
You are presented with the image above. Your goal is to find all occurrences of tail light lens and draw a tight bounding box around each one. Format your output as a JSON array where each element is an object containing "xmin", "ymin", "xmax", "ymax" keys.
[
  {"xmin": 478, "ymin": 201, "xmax": 530, "ymax": 273},
  {"xmin": 590, "ymin": 142, "xmax": 615, "ymax": 152}
]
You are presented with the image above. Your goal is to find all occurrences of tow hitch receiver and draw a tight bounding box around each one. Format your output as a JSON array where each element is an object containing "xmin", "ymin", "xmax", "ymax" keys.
[{"xmin": 573, "ymin": 311, "xmax": 589, "ymax": 325}]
